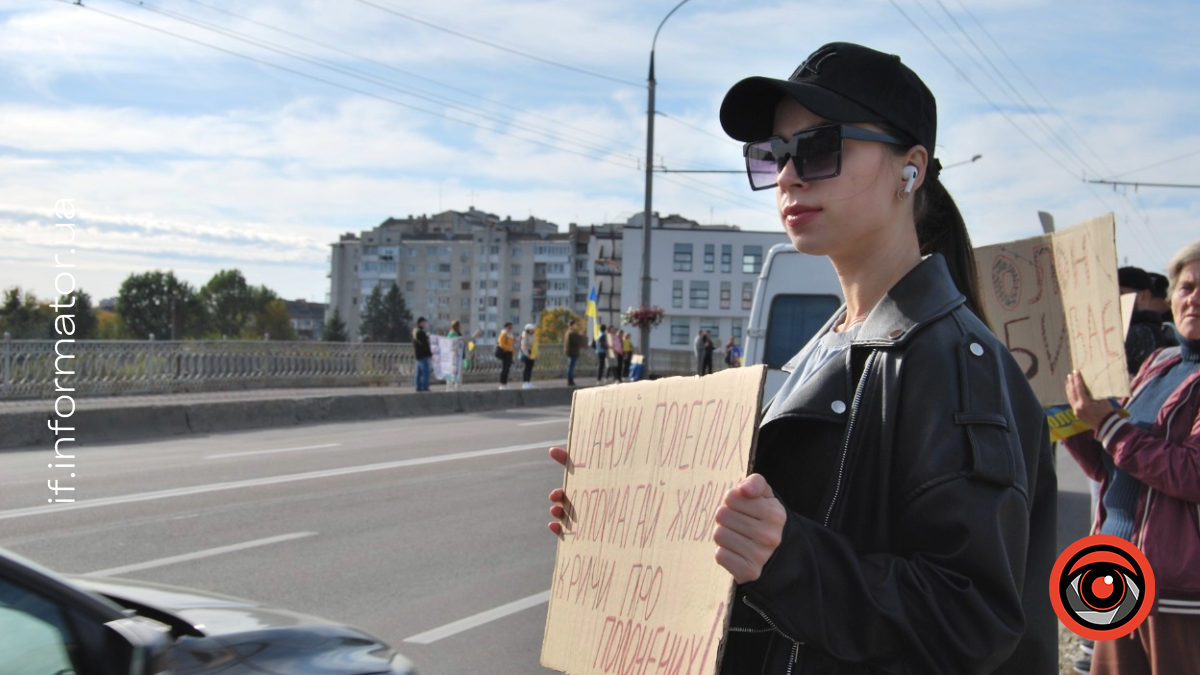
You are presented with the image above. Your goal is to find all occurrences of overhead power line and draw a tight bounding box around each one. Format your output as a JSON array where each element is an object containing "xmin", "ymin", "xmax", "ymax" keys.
[
  {"xmin": 65, "ymin": 0, "xmax": 638, "ymax": 172},
  {"xmin": 941, "ymin": 0, "xmax": 1176, "ymax": 263},
  {"xmin": 110, "ymin": 0, "xmax": 632, "ymax": 163},
  {"xmin": 130, "ymin": 0, "xmax": 729, "ymax": 173},
  {"xmin": 347, "ymin": 0, "xmax": 641, "ymax": 87},
  {"xmin": 57, "ymin": 0, "xmax": 749, "ymax": 217},
  {"xmin": 929, "ymin": 0, "xmax": 1100, "ymax": 178},
  {"xmin": 1086, "ymin": 180, "xmax": 1200, "ymax": 190},
  {"xmin": 894, "ymin": 0, "xmax": 1171, "ymax": 263},
  {"xmin": 176, "ymin": 0, "xmax": 648, "ymax": 157},
  {"xmin": 952, "ymin": 0, "xmax": 1118, "ymax": 178},
  {"xmin": 1103, "ymin": 148, "xmax": 1200, "ymax": 180}
]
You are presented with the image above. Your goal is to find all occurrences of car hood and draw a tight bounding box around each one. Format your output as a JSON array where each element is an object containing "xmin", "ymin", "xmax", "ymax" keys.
[
  {"xmin": 72, "ymin": 574, "xmax": 335, "ymax": 635},
  {"xmin": 70, "ymin": 575, "xmax": 413, "ymax": 675}
]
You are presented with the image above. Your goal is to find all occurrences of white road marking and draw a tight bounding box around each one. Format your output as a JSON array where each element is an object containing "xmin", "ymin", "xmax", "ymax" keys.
[
  {"xmin": 403, "ymin": 590, "xmax": 550, "ymax": 644},
  {"xmin": 517, "ymin": 419, "xmax": 569, "ymax": 427},
  {"xmin": 0, "ymin": 440, "xmax": 564, "ymax": 521},
  {"xmin": 204, "ymin": 443, "xmax": 342, "ymax": 460},
  {"xmin": 86, "ymin": 532, "xmax": 317, "ymax": 577}
]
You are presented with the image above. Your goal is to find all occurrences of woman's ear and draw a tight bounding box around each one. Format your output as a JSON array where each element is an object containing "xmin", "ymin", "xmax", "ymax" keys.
[{"xmin": 902, "ymin": 146, "xmax": 930, "ymax": 193}]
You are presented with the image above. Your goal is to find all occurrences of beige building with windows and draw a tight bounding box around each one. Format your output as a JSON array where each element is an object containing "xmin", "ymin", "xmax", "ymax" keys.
[
  {"xmin": 327, "ymin": 208, "xmax": 575, "ymax": 342},
  {"xmin": 619, "ymin": 214, "xmax": 790, "ymax": 353},
  {"xmin": 328, "ymin": 209, "xmax": 787, "ymax": 352}
]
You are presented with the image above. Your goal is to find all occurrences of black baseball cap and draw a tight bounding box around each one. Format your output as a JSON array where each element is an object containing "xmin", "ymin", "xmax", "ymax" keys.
[
  {"xmin": 1148, "ymin": 272, "xmax": 1169, "ymax": 299},
  {"xmin": 720, "ymin": 42, "xmax": 937, "ymax": 158},
  {"xmin": 1118, "ymin": 266, "xmax": 1152, "ymax": 292}
]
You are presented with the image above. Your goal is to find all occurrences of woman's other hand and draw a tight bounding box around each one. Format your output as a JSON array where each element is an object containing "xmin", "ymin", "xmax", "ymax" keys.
[
  {"xmin": 1066, "ymin": 370, "xmax": 1118, "ymax": 430},
  {"xmin": 713, "ymin": 474, "xmax": 786, "ymax": 583},
  {"xmin": 548, "ymin": 446, "xmax": 569, "ymax": 535}
]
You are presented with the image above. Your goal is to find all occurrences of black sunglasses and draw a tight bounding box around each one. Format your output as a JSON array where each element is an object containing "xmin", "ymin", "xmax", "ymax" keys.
[{"xmin": 742, "ymin": 124, "xmax": 905, "ymax": 190}]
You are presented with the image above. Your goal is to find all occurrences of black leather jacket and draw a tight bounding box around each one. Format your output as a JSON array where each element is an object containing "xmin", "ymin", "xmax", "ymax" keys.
[{"xmin": 721, "ymin": 255, "xmax": 1057, "ymax": 675}]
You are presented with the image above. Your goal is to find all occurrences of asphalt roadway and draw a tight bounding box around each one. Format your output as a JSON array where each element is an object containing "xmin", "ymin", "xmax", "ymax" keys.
[{"xmin": 0, "ymin": 405, "xmax": 1092, "ymax": 675}]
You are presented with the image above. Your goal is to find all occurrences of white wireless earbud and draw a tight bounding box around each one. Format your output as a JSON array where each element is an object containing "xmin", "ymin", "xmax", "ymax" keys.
[{"xmin": 902, "ymin": 165, "xmax": 919, "ymax": 194}]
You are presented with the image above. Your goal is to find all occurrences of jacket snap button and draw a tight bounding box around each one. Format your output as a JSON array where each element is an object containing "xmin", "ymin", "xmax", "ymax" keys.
[
  {"xmin": 831, "ymin": 400, "xmax": 847, "ymax": 414},
  {"xmin": 970, "ymin": 343, "xmax": 985, "ymax": 356},
  {"xmin": 889, "ymin": 329, "xmax": 903, "ymax": 339}
]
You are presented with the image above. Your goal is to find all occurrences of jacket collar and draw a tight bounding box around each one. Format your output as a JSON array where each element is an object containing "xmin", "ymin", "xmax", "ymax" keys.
[
  {"xmin": 780, "ymin": 254, "xmax": 965, "ymax": 373},
  {"xmin": 852, "ymin": 253, "xmax": 965, "ymax": 347},
  {"xmin": 768, "ymin": 254, "xmax": 967, "ymax": 426}
]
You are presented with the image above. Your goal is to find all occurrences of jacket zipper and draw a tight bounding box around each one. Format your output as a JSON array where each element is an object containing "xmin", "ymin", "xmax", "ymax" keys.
[
  {"xmin": 824, "ymin": 351, "xmax": 878, "ymax": 527},
  {"xmin": 741, "ymin": 596, "xmax": 803, "ymax": 675},
  {"xmin": 1134, "ymin": 377, "xmax": 1200, "ymax": 548}
]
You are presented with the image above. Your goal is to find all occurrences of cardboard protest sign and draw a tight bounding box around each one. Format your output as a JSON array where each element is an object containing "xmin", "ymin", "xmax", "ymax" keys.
[
  {"xmin": 542, "ymin": 366, "xmax": 767, "ymax": 675},
  {"xmin": 430, "ymin": 335, "xmax": 459, "ymax": 381},
  {"xmin": 974, "ymin": 214, "xmax": 1129, "ymax": 406}
]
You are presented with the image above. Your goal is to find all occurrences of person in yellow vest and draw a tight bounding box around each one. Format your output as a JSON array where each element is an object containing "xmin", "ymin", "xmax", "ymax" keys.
[
  {"xmin": 520, "ymin": 323, "xmax": 538, "ymax": 389},
  {"xmin": 496, "ymin": 322, "xmax": 515, "ymax": 390}
]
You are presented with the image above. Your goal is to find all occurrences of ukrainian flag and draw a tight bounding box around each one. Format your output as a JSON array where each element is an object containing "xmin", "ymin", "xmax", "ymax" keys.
[{"xmin": 586, "ymin": 286, "xmax": 600, "ymax": 341}]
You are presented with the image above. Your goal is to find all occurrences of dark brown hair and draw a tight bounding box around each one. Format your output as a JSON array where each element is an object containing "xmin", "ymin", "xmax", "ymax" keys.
[
  {"xmin": 913, "ymin": 175, "xmax": 988, "ymax": 328},
  {"xmin": 882, "ymin": 128, "xmax": 988, "ymax": 329}
]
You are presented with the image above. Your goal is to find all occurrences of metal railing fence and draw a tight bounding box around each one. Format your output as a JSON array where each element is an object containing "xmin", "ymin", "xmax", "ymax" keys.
[{"xmin": 0, "ymin": 336, "xmax": 715, "ymax": 400}]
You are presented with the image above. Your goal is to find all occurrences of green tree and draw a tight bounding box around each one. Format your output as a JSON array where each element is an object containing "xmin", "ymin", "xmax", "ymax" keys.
[
  {"xmin": 359, "ymin": 285, "xmax": 387, "ymax": 342},
  {"xmin": 323, "ymin": 309, "xmax": 349, "ymax": 342},
  {"xmin": 241, "ymin": 284, "xmax": 288, "ymax": 339},
  {"xmin": 252, "ymin": 298, "xmax": 296, "ymax": 340},
  {"xmin": 116, "ymin": 271, "xmax": 204, "ymax": 339},
  {"xmin": 383, "ymin": 283, "xmax": 414, "ymax": 343},
  {"xmin": 95, "ymin": 309, "xmax": 130, "ymax": 339},
  {"xmin": 0, "ymin": 287, "xmax": 54, "ymax": 339},
  {"xmin": 536, "ymin": 307, "xmax": 584, "ymax": 347},
  {"xmin": 50, "ymin": 288, "xmax": 98, "ymax": 340},
  {"xmin": 198, "ymin": 269, "xmax": 256, "ymax": 338}
]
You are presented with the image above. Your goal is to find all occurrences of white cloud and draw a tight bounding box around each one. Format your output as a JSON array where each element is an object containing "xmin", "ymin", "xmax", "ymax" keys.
[{"xmin": 1, "ymin": 0, "xmax": 1197, "ymax": 304}]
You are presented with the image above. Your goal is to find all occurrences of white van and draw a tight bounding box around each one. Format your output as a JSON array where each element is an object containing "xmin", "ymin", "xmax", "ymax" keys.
[{"xmin": 743, "ymin": 243, "xmax": 844, "ymax": 400}]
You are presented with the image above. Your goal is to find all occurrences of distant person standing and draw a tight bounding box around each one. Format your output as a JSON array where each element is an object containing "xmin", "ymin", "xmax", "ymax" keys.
[
  {"xmin": 594, "ymin": 324, "xmax": 608, "ymax": 384},
  {"xmin": 520, "ymin": 323, "xmax": 538, "ymax": 388},
  {"xmin": 693, "ymin": 329, "xmax": 706, "ymax": 376},
  {"xmin": 612, "ymin": 328, "xmax": 626, "ymax": 382},
  {"xmin": 702, "ymin": 330, "xmax": 716, "ymax": 375},
  {"xmin": 497, "ymin": 322, "xmax": 515, "ymax": 390},
  {"xmin": 1149, "ymin": 271, "xmax": 1180, "ymax": 345},
  {"xmin": 724, "ymin": 336, "xmax": 742, "ymax": 368},
  {"xmin": 564, "ymin": 320, "xmax": 586, "ymax": 386},
  {"xmin": 446, "ymin": 320, "xmax": 465, "ymax": 389},
  {"xmin": 1120, "ymin": 266, "xmax": 1174, "ymax": 374},
  {"xmin": 605, "ymin": 326, "xmax": 620, "ymax": 382},
  {"xmin": 412, "ymin": 317, "xmax": 432, "ymax": 392}
]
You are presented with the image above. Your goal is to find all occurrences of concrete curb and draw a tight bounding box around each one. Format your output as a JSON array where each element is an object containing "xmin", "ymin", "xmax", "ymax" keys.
[{"xmin": 0, "ymin": 386, "xmax": 575, "ymax": 451}]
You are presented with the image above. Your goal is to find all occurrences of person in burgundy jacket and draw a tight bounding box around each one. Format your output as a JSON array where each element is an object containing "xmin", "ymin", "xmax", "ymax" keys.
[{"xmin": 1064, "ymin": 239, "xmax": 1200, "ymax": 675}]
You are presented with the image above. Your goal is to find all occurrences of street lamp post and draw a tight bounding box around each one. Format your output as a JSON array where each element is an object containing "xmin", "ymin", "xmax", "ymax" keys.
[
  {"xmin": 941, "ymin": 154, "xmax": 982, "ymax": 170},
  {"xmin": 641, "ymin": 0, "xmax": 692, "ymax": 377}
]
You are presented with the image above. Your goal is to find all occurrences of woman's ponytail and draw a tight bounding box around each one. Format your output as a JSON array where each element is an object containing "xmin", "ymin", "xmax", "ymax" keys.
[{"xmin": 914, "ymin": 177, "xmax": 989, "ymax": 329}]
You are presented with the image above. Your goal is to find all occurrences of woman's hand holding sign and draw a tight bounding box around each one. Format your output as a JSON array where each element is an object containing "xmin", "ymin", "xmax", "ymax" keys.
[
  {"xmin": 713, "ymin": 475, "xmax": 786, "ymax": 584},
  {"xmin": 549, "ymin": 446, "xmax": 785, "ymax": 583},
  {"xmin": 547, "ymin": 446, "xmax": 570, "ymax": 536}
]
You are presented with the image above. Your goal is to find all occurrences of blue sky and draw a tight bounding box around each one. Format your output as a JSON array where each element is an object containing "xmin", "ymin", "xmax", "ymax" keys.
[{"xmin": 3, "ymin": 0, "xmax": 1198, "ymax": 304}]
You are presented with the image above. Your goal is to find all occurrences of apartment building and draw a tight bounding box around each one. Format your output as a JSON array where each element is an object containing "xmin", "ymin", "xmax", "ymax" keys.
[
  {"xmin": 620, "ymin": 214, "xmax": 790, "ymax": 352},
  {"xmin": 327, "ymin": 208, "xmax": 574, "ymax": 342}
]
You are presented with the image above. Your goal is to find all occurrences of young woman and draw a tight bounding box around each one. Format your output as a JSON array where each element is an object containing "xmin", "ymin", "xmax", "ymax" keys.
[{"xmin": 549, "ymin": 42, "xmax": 1056, "ymax": 674}]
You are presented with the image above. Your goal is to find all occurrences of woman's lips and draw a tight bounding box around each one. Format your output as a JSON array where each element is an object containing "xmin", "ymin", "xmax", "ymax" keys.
[{"xmin": 782, "ymin": 204, "xmax": 821, "ymax": 228}]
